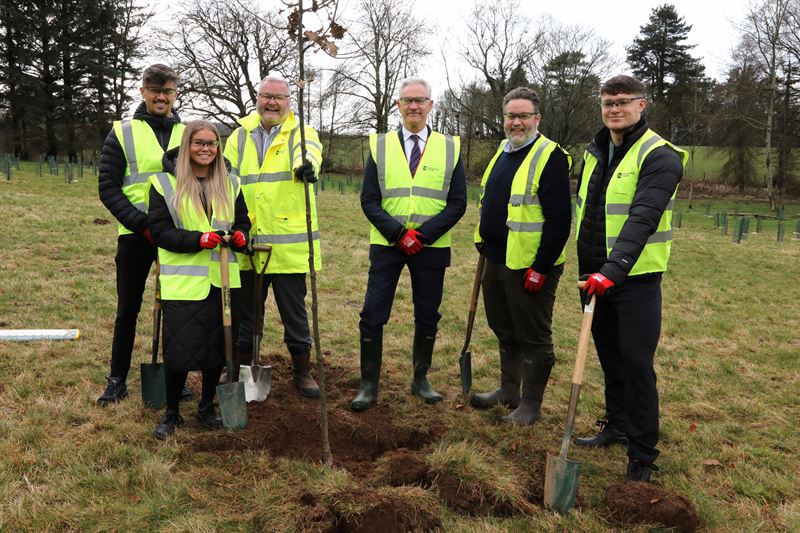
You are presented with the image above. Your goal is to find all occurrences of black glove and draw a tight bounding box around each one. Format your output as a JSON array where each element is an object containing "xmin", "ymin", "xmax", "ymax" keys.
[{"xmin": 294, "ymin": 160, "xmax": 317, "ymax": 183}]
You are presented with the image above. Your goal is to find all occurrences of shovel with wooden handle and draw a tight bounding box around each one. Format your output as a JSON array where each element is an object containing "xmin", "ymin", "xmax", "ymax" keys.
[
  {"xmin": 543, "ymin": 282, "xmax": 596, "ymax": 514},
  {"xmin": 140, "ymin": 261, "xmax": 166, "ymax": 409},
  {"xmin": 241, "ymin": 243, "xmax": 274, "ymax": 402},
  {"xmin": 459, "ymin": 253, "xmax": 486, "ymax": 396},
  {"xmin": 215, "ymin": 243, "xmax": 247, "ymax": 429}
]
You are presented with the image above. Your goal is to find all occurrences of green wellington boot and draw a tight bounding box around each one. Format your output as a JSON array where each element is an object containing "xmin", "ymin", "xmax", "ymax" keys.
[
  {"xmin": 502, "ymin": 357, "xmax": 553, "ymax": 426},
  {"xmin": 351, "ymin": 333, "xmax": 382, "ymax": 412},
  {"xmin": 410, "ymin": 331, "xmax": 443, "ymax": 404},
  {"xmin": 470, "ymin": 345, "xmax": 521, "ymax": 409}
]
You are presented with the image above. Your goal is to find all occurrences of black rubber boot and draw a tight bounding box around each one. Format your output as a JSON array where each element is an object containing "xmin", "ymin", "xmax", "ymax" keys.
[
  {"xmin": 154, "ymin": 410, "xmax": 184, "ymax": 440},
  {"xmin": 502, "ymin": 357, "xmax": 553, "ymax": 426},
  {"xmin": 470, "ymin": 345, "xmax": 521, "ymax": 409},
  {"xmin": 196, "ymin": 402, "xmax": 223, "ymax": 430},
  {"xmin": 410, "ymin": 331, "xmax": 443, "ymax": 404},
  {"xmin": 290, "ymin": 350, "xmax": 320, "ymax": 399},
  {"xmin": 351, "ymin": 333, "xmax": 382, "ymax": 412},
  {"xmin": 97, "ymin": 376, "xmax": 128, "ymax": 406}
]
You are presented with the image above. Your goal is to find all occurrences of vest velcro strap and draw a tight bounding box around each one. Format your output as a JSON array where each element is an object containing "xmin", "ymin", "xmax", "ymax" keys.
[
  {"xmin": 509, "ymin": 193, "xmax": 540, "ymax": 206},
  {"xmin": 607, "ymin": 229, "xmax": 672, "ymax": 248},
  {"xmin": 412, "ymin": 186, "xmax": 448, "ymax": 200},
  {"xmin": 254, "ymin": 231, "xmax": 319, "ymax": 244},
  {"xmin": 120, "ymin": 120, "xmax": 139, "ymax": 176},
  {"xmin": 606, "ymin": 203, "xmax": 631, "ymax": 215},
  {"xmin": 160, "ymin": 264, "xmax": 209, "ymax": 277},
  {"xmin": 506, "ymin": 221, "xmax": 543, "ymax": 232},
  {"xmin": 637, "ymin": 134, "xmax": 663, "ymax": 166},
  {"xmin": 383, "ymin": 187, "xmax": 411, "ymax": 198},
  {"xmin": 239, "ymin": 171, "xmax": 292, "ymax": 185},
  {"xmin": 132, "ymin": 202, "xmax": 147, "ymax": 213}
]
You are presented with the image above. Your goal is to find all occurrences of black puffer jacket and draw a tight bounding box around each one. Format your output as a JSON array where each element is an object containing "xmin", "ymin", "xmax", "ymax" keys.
[
  {"xmin": 98, "ymin": 103, "xmax": 182, "ymax": 234},
  {"xmin": 576, "ymin": 118, "xmax": 683, "ymax": 284},
  {"xmin": 148, "ymin": 147, "xmax": 250, "ymax": 371}
]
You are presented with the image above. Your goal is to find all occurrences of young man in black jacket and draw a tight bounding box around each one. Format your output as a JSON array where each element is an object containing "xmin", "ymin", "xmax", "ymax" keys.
[
  {"xmin": 574, "ymin": 75, "xmax": 686, "ymax": 481},
  {"xmin": 97, "ymin": 64, "xmax": 186, "ymax": 405}
]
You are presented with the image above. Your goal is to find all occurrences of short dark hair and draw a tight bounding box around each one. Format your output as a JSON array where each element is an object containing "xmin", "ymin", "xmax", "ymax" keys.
[
  {"xmin": 142, "ymin": 64, "xmax": 179, "ymax": 86},
  {"xmin": 503, "ymin": 87, "xmax": 540, "ymax": 113},
  {"xmin": 600, "ymin": 75, "xmax": 646, "ymax": 97}
]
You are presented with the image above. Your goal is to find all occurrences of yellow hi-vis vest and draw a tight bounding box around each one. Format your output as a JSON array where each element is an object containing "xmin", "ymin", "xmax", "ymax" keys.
[
  {"xmin": 113, "ymin": 119, "xmax": 184, "ymax": 235},
  {"xmin": 148, "ymin": 172, "xmax": 242, "ymax": 301},
  {"xmin": 575, "ymin": 129, "xmax": 687, "ymax": 275},
  {"xmin": 224, "ymin": 110, "xmax": 322, "ymax": 273},
  {"xmin": 474, "ymin": 134, "xmax": 571, "ymax": 270},
  {"xmin": 368, "ymin": 131, "xmax": 460, "ymax": 247}
]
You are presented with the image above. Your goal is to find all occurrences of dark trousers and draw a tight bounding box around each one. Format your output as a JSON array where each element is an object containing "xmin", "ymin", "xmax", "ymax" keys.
[
  {"xmin": 482, "ymin": 260, "xmax": 562, "ymax": 365},
  {"xmin": 590, "ymin": 275, "xmax": 662, "ymax": 463},
  {"xmin": 165, "ymin": 366, "xmax": 223, "ymax": 412},
  {"xmin": 235, "ymin": 270, "xmax": 311, "ymax": 355},
  {"xmin": 111, "ymin": 234, "xmax": 156, "ymax": 381},
  {"xmin": 359, "ymin": 254, "xmax": 446, "ymax": 338}
]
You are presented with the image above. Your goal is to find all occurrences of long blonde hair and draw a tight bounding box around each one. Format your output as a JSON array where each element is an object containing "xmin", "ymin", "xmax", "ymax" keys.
[{"xmin": 172, "ymin": 120, "xmax": 232, "ymax": 222}]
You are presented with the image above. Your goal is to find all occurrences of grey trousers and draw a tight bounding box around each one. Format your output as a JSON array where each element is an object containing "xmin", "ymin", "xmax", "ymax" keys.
[{"xmin": 481, "ymin": 260, "xmax": 563, "ymax": 365}]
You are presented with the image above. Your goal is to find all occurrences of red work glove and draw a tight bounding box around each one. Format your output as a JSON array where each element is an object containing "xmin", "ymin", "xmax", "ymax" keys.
[
  {"xmin": 199, "ymin": 231, "xmax": 224, "ymax": 249},
  {"xmin": 397, "ymin": 228, "xmax": 423, "ymax": 255},
  {"xmin": 523, "ymin": 268, "xmax": 547, "ymax": 293},
  {"xmin": 582, "ymin": 272, "xmax": 615, "ymax": 299},
  {"xmin": 141, "ymin": 228, "xmax": 154, "ymax": 246},
  {"xmin": 229, "ymin": 230, "xmax": 247, "ymax": 251}
]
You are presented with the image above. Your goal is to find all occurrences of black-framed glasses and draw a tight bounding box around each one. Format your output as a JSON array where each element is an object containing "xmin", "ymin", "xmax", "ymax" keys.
[
  {"xmin": 145, "ymin": 87, "xmax": 177, "ymax": 96},
  {"xmin": 258, "ymin": 93, "xmax": 289, "ymax": 102},
  {"xmin": 503, "ymin": 112, "xmax": 539, "ymax": 121},
  {"xmin": 398, "ymin": 97, "xmax": 430, "ymax": 106},
  {"xmin": 601, "ymin": 97, "xmax": 644, "ymax": 109},
  {"xmin": 191, "ymin": 139, "xmax": 219, "ymax": 148}
]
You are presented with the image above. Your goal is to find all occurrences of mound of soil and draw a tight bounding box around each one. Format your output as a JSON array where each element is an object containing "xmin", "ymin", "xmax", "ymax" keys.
[
  {"xmin": 603, "ymin": 481, "xmax": 699, "ymax": 533},
  {"xmin": 382, "ymin": 448, "xmax": 429, "ymax": 486},
  {"xmin": 298, "ymin": 487, "xmax": 441, "ymax": 533},
  {"xmin": 190, "ymin": 355, "xmax": 446, "ymax": 477}
]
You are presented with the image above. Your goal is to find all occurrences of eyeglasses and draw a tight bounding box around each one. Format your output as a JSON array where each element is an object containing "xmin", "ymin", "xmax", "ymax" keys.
[
  {"xmin": 145, "ymin": 87, "xmax": 177, "ymax": 96},
  {"xmin": 601, "ymin": 97, "xmax": 644, "ymax": 109},
  {"xmin": 191, "ymin": 139, "xmax": 219, "ymax": 148},
  {"xmin": 398, "ymin": 97, "xmax": 431, "ymax": 106},
  {"xmin": 258, "ymin": 93, "xmax": 289, "ymax": 102},
  {"xmin": 503, "ymin": 112, "xmax": 539, "ymax": 121}
]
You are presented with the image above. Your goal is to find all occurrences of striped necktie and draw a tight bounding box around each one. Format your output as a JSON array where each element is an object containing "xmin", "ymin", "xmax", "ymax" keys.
[{"xmin": 408, "ymin": 134, "xmax": 421, "ymax": 175}]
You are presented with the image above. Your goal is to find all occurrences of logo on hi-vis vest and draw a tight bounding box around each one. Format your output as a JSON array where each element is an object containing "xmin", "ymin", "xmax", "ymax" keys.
[
  {"xmin": 421, "ymin": 165, "xmax": 440, "ymax": 172},
  {"xmin": 616, "ymin": 171, "xmax": 635, "ymax": 179}
]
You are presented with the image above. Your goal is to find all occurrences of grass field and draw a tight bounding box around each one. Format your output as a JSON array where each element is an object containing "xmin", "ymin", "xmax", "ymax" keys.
[{"xmin": 0, "ymin": 163, "xmax": 799, "ymax": 531}]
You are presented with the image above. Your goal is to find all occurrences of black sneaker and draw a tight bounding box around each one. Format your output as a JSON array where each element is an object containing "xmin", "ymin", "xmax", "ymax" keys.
[
  {"xmin": 97, "ymin": 377, "xmax": 128, "ymax": 406},
  {"xmin": 574, "ymin": 419, "xmax": 629, "ymax": 447},
  {"xmin": 196, "ymin": 403, "xmax": 223, "ymax": 430},
  {"xmin": 626, "ymin": 458, "xmax": 659, "ymax": 482},
  {"xmin": 154, "ymin": 410, "xmax": 184, "ymax": 440},
  {"xmin": 180, "ymin": 386, "xmax": 194, "ymax": 401}
]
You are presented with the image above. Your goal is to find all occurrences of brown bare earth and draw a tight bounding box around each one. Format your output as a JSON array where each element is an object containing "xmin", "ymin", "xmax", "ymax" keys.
[{"xmin": 603, "ymin": 481, "xmax": 699, "ymax": 532}]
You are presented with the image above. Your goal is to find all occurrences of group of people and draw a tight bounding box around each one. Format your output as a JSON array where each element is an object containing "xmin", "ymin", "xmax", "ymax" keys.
[{"xmin": 97, "ymin": 63, "xmax": 684, "ymax": 483}]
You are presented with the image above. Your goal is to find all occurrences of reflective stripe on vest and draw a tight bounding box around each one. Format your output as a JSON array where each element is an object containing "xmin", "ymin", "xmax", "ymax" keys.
[
  {"xmin": 114, "ymin": 119, "xmax": 184, "ymax": 235},
  {"xmin": 369, "ymin": 131, "xmax": 459, "ymax": 247},
  {"xmin": 576, "ymin": 129, "xmax": 687, "ymax": 275},
  {"xmin": 150, "ymin": 171, "xmax": 241, "ymax": 300},
  {"xmin": 474, "ymin": 135, "xmax": 568, "ymax": 270}
]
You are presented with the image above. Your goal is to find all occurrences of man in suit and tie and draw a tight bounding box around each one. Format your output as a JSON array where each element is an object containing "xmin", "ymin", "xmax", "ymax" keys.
[{"xmin": 351, "ymin": 78, "xmax": 467, "ymax": 411}]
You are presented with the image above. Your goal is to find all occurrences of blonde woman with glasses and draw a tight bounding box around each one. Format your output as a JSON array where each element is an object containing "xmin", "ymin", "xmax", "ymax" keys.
[{"xmin": 147, "ymin": 120, "xmax": 250, "ymax": 440}]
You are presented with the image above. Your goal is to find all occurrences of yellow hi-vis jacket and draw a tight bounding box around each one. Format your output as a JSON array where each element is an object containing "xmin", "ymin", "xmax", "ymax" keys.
[
  {"xmin": 576, "ymin": 129, "xmax": 687, "ymax": 275},
  {"xmin": 223, "ymin": 111, "xmax": 322, "ymax": 273},
  {"xmin": 113, "ymin": 119, "xmax": 184, "ymax": 235},
  {"xmin": 474, "ymin": 134, "xmax": 571, "ymax": 270},
  {"xmin": 368, "ymin": 131, "xmax": 459, "ymax": 247},
  {"xmin": 148, "ymin": 172, "xmax": 242, "ymax": 300}
]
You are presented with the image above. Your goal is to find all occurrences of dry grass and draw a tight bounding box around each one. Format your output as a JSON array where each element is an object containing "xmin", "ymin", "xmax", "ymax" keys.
[{"xmin": 0, "ymin": 164, "xmax": 799, "ymax": 531}]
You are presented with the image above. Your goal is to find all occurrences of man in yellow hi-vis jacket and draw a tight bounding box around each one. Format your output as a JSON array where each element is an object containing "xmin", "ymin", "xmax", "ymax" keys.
[
  {"xmin": 351, "ymin": 78, "xmax": 467, "ymax": 412},
  {"xmin": 223, "ymin": 74, "xmax": 323, "ymax": 399}
]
